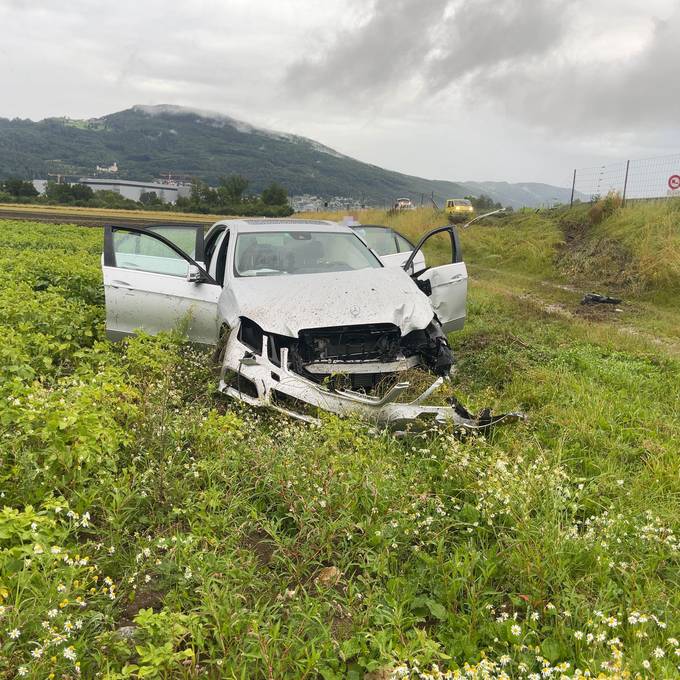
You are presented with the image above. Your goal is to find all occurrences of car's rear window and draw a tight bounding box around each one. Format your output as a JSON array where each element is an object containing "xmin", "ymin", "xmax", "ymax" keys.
[{"xmin": 234, "ymin": 231, "xmax": 382, "ymax": 277}]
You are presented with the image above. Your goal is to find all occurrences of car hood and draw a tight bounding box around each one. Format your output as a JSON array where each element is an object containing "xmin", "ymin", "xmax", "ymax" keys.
[{"xmin": 219, "ymin": 267, "xmax": 434, "ymax": 337}]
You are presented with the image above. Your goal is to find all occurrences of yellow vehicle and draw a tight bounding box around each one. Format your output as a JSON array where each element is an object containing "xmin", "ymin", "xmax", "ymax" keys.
[{"xmin": 445, "ymin": 198, "xmax": 475, "ymax": 216}]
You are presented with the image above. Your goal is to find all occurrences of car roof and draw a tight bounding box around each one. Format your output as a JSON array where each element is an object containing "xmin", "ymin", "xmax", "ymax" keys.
[{"xmin": 209, "ymin": 218, "xmax": 351, "ymax": 234}]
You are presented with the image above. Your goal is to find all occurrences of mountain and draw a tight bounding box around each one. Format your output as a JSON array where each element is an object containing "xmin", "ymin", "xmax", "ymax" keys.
[
  {"xmin": 460, "ymin": 181, "xmax": 577, "ymax": 208},
  {"xmin": 0, "ymin": 105, "xmax": 572, "ymax": 207}
]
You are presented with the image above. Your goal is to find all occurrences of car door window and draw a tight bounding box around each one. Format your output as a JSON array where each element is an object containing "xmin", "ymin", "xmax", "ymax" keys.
[
  {"xmin": 204, "ymin": 227, "xmax": 225, "ymax": 271},
  {"xmin": 354, "ymin": 227, "xmax": 400, "ymax": 256},
  {"xmin": 394, "ymin": 233, "xmax": 414, "ymax": 254},
  {"xmin": 215, "ymin": 230, "xmax": 230, "ymax": 286},
  {"xmin": 112, "ymin": 230, "xmax": 190, "ymax": 277},
  {"xmin": 145, "ymin": 225, "xmax": 205, "ymax": 261},
  {"xmin": 212, "ymin": 230, "xmax": 231, "ymax": 286}
]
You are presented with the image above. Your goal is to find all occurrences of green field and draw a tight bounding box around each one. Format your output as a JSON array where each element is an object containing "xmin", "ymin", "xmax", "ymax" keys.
[{"xmin": 0, "ymin": 204, "xmax": 678, "ymax": 679}]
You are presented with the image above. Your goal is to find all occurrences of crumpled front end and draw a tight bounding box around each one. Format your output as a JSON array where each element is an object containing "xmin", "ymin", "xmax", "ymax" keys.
[{"xmin": 218, "ymin": 318, "xmax": 523, "ymax": 432}]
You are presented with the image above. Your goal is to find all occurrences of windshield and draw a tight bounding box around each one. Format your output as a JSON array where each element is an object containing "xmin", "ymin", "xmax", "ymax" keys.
[{"xmin": 234, "ymin": 230, "xmax": 383, "ymax": 277}]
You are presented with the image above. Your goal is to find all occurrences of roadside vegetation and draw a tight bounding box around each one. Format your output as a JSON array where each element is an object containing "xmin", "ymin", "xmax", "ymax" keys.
[{"xmin": 0, "ymin": 203, "xmax": 678, "ymax": 678}]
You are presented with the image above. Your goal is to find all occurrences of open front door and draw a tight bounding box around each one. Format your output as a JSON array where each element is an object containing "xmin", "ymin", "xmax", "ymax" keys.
[
  {"xmin": 403, "ymin": 225, "xmax": 468, "ymax": 333},
  {"xmin": 102, "ymin": 225, "xmax": 221, "ymax": 345}
]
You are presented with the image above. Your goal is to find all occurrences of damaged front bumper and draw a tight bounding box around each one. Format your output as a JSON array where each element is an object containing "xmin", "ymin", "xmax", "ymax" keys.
[{"xmin": 218, "ymin": 331, "xmax": 524, "ymax": 432}]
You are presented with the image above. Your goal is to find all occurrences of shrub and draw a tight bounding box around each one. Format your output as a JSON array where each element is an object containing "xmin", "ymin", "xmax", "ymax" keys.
[{"xmin": 588, "ymin": 191, "xmax": 622, "ymax": 225}]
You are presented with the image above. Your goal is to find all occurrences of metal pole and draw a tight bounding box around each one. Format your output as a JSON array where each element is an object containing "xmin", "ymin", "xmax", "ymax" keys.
[
  {"xmin": 569, "ymin": 169, "xmax": 576, "ymax": 207},
  {"xmin": 622, "ymin": 160, "xmax": 630, "ymax": 206}
]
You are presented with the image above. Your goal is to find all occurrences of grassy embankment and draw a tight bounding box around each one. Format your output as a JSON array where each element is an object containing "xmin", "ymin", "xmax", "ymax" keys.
[{"xmin": 0, "ymin": 201, "xmax": 678, "ymax": 678}]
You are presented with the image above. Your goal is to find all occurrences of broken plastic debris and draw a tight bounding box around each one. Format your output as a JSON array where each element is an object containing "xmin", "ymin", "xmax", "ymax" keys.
[{"xmin": 581, "ymin": 292, "xmax": 622, "ymax": 305}]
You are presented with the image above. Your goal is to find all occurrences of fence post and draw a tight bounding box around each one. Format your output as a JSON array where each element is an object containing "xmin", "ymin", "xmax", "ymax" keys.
[
  {"xmin": 569, "ymin": 169, "xmax": 576, "ymax": 207},
  {"xmin": 622, "ymin": 160, "xmax": 630, "ymax": 206}
]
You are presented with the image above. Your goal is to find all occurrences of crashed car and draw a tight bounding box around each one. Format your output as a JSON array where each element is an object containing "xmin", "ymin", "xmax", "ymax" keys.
[{"xmin": 102, "ymin": 218, "xmax": 520, "ymax": 430}]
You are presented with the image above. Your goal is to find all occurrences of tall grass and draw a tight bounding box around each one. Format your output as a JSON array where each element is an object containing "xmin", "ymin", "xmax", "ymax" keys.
[
  {"xmin": 596, "ymin": 200, "xmax": 680, "ymax": 291},
  {"xmin": 1, "ymin": 219, "xmax": 678, "ymax": 678}
]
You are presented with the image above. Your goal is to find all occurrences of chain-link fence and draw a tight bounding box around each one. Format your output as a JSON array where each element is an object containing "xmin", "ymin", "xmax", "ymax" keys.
[{"xmin": 570, "ymin": 152, "xmax": 680, "ymax": 205}]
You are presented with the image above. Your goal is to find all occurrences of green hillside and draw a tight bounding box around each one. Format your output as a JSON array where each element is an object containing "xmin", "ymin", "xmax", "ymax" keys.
[{"xmin": 0, "ymin": 105, "xmax": 574, "ymax": 207}]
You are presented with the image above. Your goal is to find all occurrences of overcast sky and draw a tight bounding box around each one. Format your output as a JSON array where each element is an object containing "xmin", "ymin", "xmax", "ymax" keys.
[{"xmin": 1, "ymin": 0, "xmax": 678, "ymax": 186}]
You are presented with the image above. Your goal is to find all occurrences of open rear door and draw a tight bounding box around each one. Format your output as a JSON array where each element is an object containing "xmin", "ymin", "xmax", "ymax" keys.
[
  {"xmin": 403, "ymin": 225, "xmax": 468, "ymax": 332},
  {"xmin": 102, "ymin": 225, "xmax": 221, "ymax": 345}
]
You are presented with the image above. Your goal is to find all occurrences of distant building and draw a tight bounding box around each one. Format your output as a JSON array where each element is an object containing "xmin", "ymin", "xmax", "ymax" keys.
[
  {"xmin": 289, "ymin": 194, "xmax": 367, "ymax": 212},
  {"xmin": 32, "ymin": 179, "xmax": 48, "ymax": 195},
  {"xmin": 96, "ymin": 161, "xmax": 119, "ymax": 173},
  {"xmin": 77, "ymin": 178, "xmax": 191, "ymax": 204}
]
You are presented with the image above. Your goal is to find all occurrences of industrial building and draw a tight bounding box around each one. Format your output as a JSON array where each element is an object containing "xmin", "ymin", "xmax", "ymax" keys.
[{"xmin": 76, "ymin": 178, "xmax": 191, "ymax": 204}]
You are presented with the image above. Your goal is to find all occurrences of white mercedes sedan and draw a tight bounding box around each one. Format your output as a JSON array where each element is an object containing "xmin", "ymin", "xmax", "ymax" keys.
[{"xmin": 102, "ymin": 218, "xmax": 517, "ymax": 430}]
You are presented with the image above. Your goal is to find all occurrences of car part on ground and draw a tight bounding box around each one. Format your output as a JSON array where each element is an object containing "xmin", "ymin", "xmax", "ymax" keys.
[{"xmin": 581, "ymin": 292, "xmax": 623, "ymax": 305}]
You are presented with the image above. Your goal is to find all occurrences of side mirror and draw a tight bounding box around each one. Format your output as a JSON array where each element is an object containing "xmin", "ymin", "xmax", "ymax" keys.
[{"xmin": 186, "ymin": 264, "xmax": 204, "ymax": 283}]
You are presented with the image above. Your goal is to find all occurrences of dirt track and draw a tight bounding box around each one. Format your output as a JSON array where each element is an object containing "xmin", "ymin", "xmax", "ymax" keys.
[{"xmin": 0, "ymin": 205, "xmax": 214, "ymax": 228}]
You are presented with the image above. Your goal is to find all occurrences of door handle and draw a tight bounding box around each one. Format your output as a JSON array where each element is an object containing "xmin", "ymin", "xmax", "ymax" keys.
[{"xmin": 111, "ymin": 280, "xmax": 133, "ymax": 289}]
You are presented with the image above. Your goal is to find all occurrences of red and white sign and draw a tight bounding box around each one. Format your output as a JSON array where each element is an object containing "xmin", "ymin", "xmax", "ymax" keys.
[{"xmin": 668, "ymin": 174, "xmax": 680, "ymax": 191}]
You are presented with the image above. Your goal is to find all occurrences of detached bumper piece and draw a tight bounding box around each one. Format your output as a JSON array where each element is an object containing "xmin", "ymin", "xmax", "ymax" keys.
[{"xmin": 219, "ymin": 331, "xmax": 524, "ymax": 434}]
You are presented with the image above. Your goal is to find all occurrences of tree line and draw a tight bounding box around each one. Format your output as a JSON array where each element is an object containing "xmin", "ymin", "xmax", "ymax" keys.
[
  {"xmin": 175, "ymin": 176, "xmax": 292, "ymax": 216},
  {"xmin": 0, "ymin": 175, "xmax": 293, "ymax": 216}
]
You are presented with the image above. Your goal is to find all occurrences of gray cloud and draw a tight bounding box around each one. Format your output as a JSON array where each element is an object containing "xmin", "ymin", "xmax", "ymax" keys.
[
  {"xmin": 285, "ymin": 0, "xmax": 680, "ymax": 135},
  {"xmin": 468, "ymin": 5, "xmax": 680, "ymax": 133},
  {"xmin": 425, "ymin": 0, "xmax": 572, "ymax": 90},
  {"xmin": 286, "ymin": 0, "xmax": 573, "ymax": 97},
  {"xmin": 286, "ymin": 0, "xmax": 448, "ymax": 96}
]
